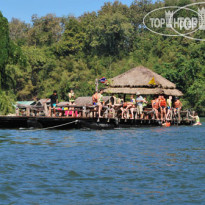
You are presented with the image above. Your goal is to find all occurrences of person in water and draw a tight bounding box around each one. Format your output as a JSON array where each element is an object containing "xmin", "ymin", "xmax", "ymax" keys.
[
  {"xmin": 68, "ymin": 89, "xmax": 75, "ymax": 104},
  {"xmin": 49, "ymin": 90, "xmax": 58, "ymax": 117},
  {"xmin": 190, "ymin": 113, "xmax": 202, "ymax": 126},
  {"xmin": 162, "ymin": 121, "xmax": 171, "ymax": 127}
]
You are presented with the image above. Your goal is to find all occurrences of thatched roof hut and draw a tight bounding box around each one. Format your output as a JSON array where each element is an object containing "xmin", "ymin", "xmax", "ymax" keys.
[
  {"xmin": 75, "ymin": 96, "xmax": 111, "ymax": 106},
  {"xmin": 104, "ymin": 66, "xmax": 183, "ymax": 96},
  {"xmin": 35, "ymin": 99, "xmax": 50, "ymax": 106}
]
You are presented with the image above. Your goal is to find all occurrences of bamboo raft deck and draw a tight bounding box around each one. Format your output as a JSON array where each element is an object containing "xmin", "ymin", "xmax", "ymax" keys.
[
  {"xmin": 0, "ymin": 115, "xmax": 194, "ymax": 130},
  {"xmin": 10, "ymin": 102, "xmax": 195, "ymax": 130}
]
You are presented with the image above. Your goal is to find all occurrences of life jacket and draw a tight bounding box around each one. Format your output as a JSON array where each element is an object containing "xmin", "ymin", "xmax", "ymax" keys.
[
  {"xmin": 166, "ymin": 122, "xmax": 171, "ymax": 127},
  {"xmin": 160, "ymin": 98, "xmax": 166, "ymax": 107}
]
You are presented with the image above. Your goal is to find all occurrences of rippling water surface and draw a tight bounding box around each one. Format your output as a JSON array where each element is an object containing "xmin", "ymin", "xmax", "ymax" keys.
[{"xmin": 0, "ymin": 119, "xmax": 205, "ymax": 204}]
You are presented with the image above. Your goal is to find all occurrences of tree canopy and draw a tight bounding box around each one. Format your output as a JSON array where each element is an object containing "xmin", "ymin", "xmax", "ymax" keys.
[{"xmin": 0, "ymin": 0, "xmax": 204, "ymax": 115}]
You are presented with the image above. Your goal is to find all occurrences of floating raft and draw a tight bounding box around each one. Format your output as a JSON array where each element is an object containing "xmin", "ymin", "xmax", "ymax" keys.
[{"xmin": 0, "ymin": 116, "xmax": 194, "ymax": 130}]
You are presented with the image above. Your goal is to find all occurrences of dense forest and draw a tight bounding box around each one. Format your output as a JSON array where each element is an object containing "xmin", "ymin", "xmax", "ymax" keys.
[{"xmin": 0, "ymin": 0, "xmax": 205, "ymax": 115}]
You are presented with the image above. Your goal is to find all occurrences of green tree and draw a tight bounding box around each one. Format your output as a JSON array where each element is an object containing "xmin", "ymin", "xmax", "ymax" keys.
[
  {"xmin": 0, "ymin": 11, "xmax": 10, "ymax": 89},
  {"xmin": 28, "ymin": 14, "xmax": 63, "ymax": 47}
]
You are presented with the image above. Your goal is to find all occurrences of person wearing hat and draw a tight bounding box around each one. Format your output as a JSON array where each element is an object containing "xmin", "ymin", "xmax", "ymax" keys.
[{"xmin": 136, "ymin": 92, "xmax": 144, "ymax": 119}]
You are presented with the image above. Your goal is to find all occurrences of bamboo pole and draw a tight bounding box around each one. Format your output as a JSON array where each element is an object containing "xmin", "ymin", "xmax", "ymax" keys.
[{"xmin": 95, "ymin": 78, "xmax": 99, "ymax": 92}]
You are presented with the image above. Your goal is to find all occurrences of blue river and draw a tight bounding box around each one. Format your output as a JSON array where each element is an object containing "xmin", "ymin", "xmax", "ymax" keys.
[{"xmin": 0, "ymin": 119, "xmax": 205, "ymax": 205}]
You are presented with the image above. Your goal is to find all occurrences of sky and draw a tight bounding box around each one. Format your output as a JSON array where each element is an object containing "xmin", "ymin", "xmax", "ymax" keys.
[{"xmin": 0, "ymin": 0, "xmax": 134, "ymax": 23}]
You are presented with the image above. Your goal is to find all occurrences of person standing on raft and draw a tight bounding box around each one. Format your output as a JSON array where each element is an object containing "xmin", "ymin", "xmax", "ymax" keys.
[
  {"xmin": 159, "ymin": 95, "xmax": 167, "ymax": 121},
  {"xmin": 152, "ymin": 95, "xmax": 159, "ymax": 120},
  {"xmin": 162, "ymin": 121, "xmax": 171, "ymax": 127},
  {"xmin": 68, "ymin": 89, "xmax": 75, "ymax": 104},
  {"xmin": 136, "ymin": 92, "xmax": 144, "ymax": 119},
  {"xmin": 49, "ymin": 90, "xmax": 58, "ymax": 117},
  {"xmin": 174, "ymin": 97, "xmax": 182, "ymax": 121},
  {"xmin": 97, "ymin": 89, "xmax": 104, "ymax": 118},
  {"xmin": 166, "ymin": 96, "xmax": 172, "ymax": 120},
  {"xmin": 92, "ymin": 91, "xmax": 98, "ymax": 105}
]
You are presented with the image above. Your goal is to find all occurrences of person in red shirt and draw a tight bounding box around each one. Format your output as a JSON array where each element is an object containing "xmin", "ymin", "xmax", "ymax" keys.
[{"xmin": 159, "ymin": 95, "xmax": 167, "ymax": 121}]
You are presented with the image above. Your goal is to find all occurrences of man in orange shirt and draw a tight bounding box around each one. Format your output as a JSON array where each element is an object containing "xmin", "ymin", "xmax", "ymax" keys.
[
  {"xmin": 174, "ymin": 97, "xmax": 182, "ymax": 121},
  {"xmin": 159, "ymin": 95, "xmax": 167, "ymax": 121}
]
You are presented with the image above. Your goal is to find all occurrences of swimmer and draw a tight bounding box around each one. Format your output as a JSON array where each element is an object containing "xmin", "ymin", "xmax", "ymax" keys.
[
  {"xmin": 162, "ymin": 121, "xmax": 171, "ymax": 127},
  {"xmin": 190, "ymin": 113, "xmax": 202, "ymax": 126}
]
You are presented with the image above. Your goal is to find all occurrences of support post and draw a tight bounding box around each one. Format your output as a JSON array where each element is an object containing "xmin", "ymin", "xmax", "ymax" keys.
[
  {"xmin": 123, "ymin": 94, "xmax": 126, "ymax": 102},
  {"xmin": 82, "ymin": 106, "xmax": 86, "ymax": 118},
  {"xmin": 26, "ymin": 107, "xmax": 30, "ymax": 116},
  {"xmin": 16, "ymin": 108, "xmax": 19, "ymax": 116},
  {"xmin": 95, "ymin": 78, "xmax": 99, "ymax": 92},
  {"xmin": 44, "ymin": 103, "xmax": 49, "ymax": 116}
]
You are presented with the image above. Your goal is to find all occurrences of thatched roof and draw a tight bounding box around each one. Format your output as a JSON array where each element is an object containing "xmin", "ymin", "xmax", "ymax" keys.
[
  {"xmin": 109, "ymin": 66, "xmax": 176, "ymax": 89},
  {"xmin": 57, "ymin": 102, "xmax": 69, "ymax": 107},
  {"xmin": 104, "ymin": 88, "xmax": 183, "ymax": 96},
  {"xmin": 104, "ymin": 66, "xmax": 183, "ymax": 96},
  {"xmin": 38, "ymin": 99, "xmax": 50, "ymax": 104},
  {"xmin": 75, "ymin": 96, "xmax": 111, "ymax": 106}
]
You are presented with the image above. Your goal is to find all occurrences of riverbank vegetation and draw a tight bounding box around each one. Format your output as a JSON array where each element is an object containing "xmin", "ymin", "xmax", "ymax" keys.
[{"xmin": 0, "ymin": 0, "xmax": 204, "ymax": 115}]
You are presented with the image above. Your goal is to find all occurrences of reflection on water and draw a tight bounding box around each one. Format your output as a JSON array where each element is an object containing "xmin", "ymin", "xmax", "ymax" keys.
[{"xmin": 0, "ymin": 119, "xmax": 205, "ymax": 204}]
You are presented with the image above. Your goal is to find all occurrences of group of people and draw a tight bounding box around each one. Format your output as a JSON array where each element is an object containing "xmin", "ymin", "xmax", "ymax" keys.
[
  {"xmin": 151, "ymin": 95, "xmax": 182, "ymax": 121},
  {"xmin": 91, "ymin": 90, "xmax": 184, "ymax": 121},
  {"xmin": 106, "ymin": 93, "xmax": 183, "ymax": 121},
  {"xmin": 47, "ymin": 89, "xmax": 201, "ymax": 126},
  {"xmin": 48, "ymin": 89, "xmax": 76, "ymax": 117},
  {"xmin": 49, "ymin": 89, "xmax": 182, "ymax": 122},
  {"xmin": 110, "ymin": 93, "xmax": 148, "ymax": 120}
]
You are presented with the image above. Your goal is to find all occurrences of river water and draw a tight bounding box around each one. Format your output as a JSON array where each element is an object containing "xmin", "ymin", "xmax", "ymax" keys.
[{"xmin": 0, "ymin": 119, "xmax": 205, "ymax": 205}]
